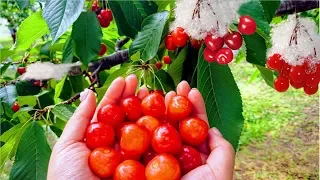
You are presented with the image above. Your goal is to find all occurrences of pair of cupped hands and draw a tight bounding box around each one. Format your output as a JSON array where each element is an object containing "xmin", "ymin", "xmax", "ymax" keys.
[{"xmin": 47, "ymin": 74, "xmax": 235, "ymax": 180}]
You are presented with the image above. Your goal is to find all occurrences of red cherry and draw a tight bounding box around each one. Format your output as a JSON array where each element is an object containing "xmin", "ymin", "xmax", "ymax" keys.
[
  {"xmin": 163, "ymin": 56, "xmax": 171, "ymax": 64},
  {"xmin": 282, "ymin": 62, "xmax": 292, "ymax": 77},
  {"xmin": 155, "ymin": 62, "xmax": 162, "ymax": 70},
  {"xmin": 204, "ymin": 34, "xmax": 224, "ymax": 52},
  {"xmin": 167, "ymin": 95, "xmax": 193, "ymax": 122},
  {"xmin": 142, "ymin": 148, "xmax": 157, "ymax": 166},
  {"xmin": 190, "ymin": 39, "xmax": 202, "ymax": 50},
  {"xmin": 97, "ymin": 14, "xmax": 110, "ymax": 28},
  {"xmin": 17, "ymin": 67, "xmax": 26, "ymax": 75},
  {"xmin": 179, "ymin": 117, "xmax": 208, "ymax": 146},
  {"xmin": 33, "ymin": 80, "xmax": 41, "ymax": 87},
  {"xmin": 215, "ymin": 48, "xmax": 234, "ymax": 65},
  {"xmin": 238, "ymin": 15, "xmax": 257, "ymax": 35},
  {"xmin": 316, "ymin": 64, "xmax": 320, "ymax": 77},
  {"xmin": 171, "ymin": 27, "xmax": 189, "ymax": 47},
  {"xmin": 203, "ymin": 48, "xmax": 216, "ymax": 63},
  {"xmin": 267, "ymin": 54, "xmax": 283, "ymax": 72},
  {"xmin": 290, "ymin": 81, "xmax": 304, "ymax": 89},
  {"xmin": 305, "ymin": 73, "xmax": 319, "ymax": 87},
  {"xmin": 120, "ymin": 149, "xmax": 141, "ymax": 162},
  {"xmin": 91, "ymin": 1, "xmax": 99, "ymax": 11},
  {"xmin": 100, "ymin": 9, "xmax": 113, "ymax": 22},
  {"xmin": 114, "ymin": 160, "xmax": 146, "ymax": 180},
  {"xmin": 304, "ymin": 85, "xmax": 318, "ymax": 95},
  {"xmin": 97, "ymin": 104, "xmax": 125, "ymax": 128},
  {"xmin": 289, "ymin": 65, "xmax": 306, "ymax": 83},
  {"xmin": 116, "ymin": 122, "xmax": 134, "ymax": 140},
  {"xmin": 165, "ymin": 35, "xmax": 177, "ymax": 51},
  {"xmin": 120, "ymin": 96, "xmax": 143, "ymax": 122},
  {"xmin": 86, "ymin": 122, "xmax": 115, "ymax": 150},
  {"xmin": 150, "ymin": 89, "xmax": 165, "ymax": 97},
  {"xmin": 176, "ymin": 145, "xmax": 202, "ymax": 175},
  {"xmin": 224, "ymin": 31, "xmax": 243, "ymax": 50},
  {"xmin": 99, "ymin": 44, "xmax": 107, "ymax": 56},
  {"xmin": 152, "ymin": 124, "xmax": 182, "ymax": 155},
  {"xmin": 274, "ymin": 76, "xmax": 289, "ymax": 92},
  {"xmin": 11, "ymin": 102, "xmax": 20, "ymax": 112},
  {"xmin": 136, "ymin": 116, "xmax": 160, "ymax": 135},
  {"xmin": 141, "ymin": 93, "xmax": 166, "ymax": 118}
]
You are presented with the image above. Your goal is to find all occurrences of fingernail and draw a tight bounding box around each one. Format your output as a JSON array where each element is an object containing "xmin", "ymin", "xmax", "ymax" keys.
[
  {"xmin": 191, "ymin": 88, "xmax": 198, "ymax": 91},
  {"xmin": 212, "ymin": 127, "xmax": 223, "ymax": 137},
  {"xmin": 80, "ymin": 89, "xmax": 89, "ymax": 102}
]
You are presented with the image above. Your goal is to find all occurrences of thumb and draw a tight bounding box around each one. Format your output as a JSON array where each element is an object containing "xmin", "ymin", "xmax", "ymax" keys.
[{"xmin": 59, "ymin": 89, "xmax": 96, "ymax": 143}]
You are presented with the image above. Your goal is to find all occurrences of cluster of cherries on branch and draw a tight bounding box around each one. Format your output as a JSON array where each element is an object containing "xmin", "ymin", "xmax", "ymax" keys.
[{"xmin": 86, "ymin": 92, "xmax": 208, "ymax": 179}]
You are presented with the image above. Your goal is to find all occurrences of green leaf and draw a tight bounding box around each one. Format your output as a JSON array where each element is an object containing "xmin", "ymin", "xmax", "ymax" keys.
[
  {"xmin": 39, "ymin": 41, "xmax": 52, "ymax": 59},
  {"xmin": 12, "ymin": 107, "xmax": 33, "ymax": 119},
  {"xmin": 15, "ymin": 0, "xmax": 30, "ymax": 9},
  {"xmin": 260, "ymin": 0, "xmax": 281, "ymax": 23},
  {"xmin": 17, "ymin": 96, "xmax": 37, "ymax": 107},
  {"xmin": 155, "ymin": 70, "xmax": 175, "ymax": 93},
  {"xmin": 54, "ymin": 76, "xmax": 72, "ymax": 101},
  {"xmin": 43, "ymin": 0, "xmax": 84, "ymax": 43},
  {"xmin": 0, "ymin": 62, "xmax": 11, "ymax": 76},
  {"xmin": 72, "ymin": 12, "xmax": 102, "ymax": 66},
  {"xmin": 197, "ymin": 47, "xmax": 244, "ymax": 151},
  {"xmin": 167, "ymin": 47, "xmax": 188, "ymax": 86},
  {"xmin": 62, "ymin": 37, "xmax": 74, "ymax": 64},
  {"xmin": 15, "ymin": 11, "xmax": 49, "ymax": 50},
  {"xmin": 129, "ymin": 11, "xmax": 169, "ymax": 61},
  {"xmin": 0, "ymin": 85, "xmax": 17, "ymax": 106},
  {"xmin": 0, "ymin": 123, "xmax": 23, "ymax": 143},
  {"xmin": 69, "ymin": 75, "xmax": 84, "ymax": 93},
  {"xmin": 0, "ymin": 49, "xmax": 15, "ymax": 62},
  {"xmin": 51, "ymin": 104, "xmax": 76, "ymax": 121},
  {"xmin": 15, "ymin": 81, "xmax": 41, "ymax": 96},
  {"xmin": 243, "ymin": 33, "xmax": 267, "ymax": 66},
  {"xmin": 256, "ymin": 65, "xmax": 274, "ymax": 88},
  {"xmin": 10, "ymin": 121, "xmax": 51, "ymax": 180}
]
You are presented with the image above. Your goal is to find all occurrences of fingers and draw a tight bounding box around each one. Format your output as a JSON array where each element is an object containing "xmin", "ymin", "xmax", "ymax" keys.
[
  {"xmin": 121, "ymin": 74, "xmax": 138, "ymax": 100},
  {"xmin": 137, "ymin": 86, "xmax": 149, "ymax": 100},
  {"xmin": 165, "ymin": 91, "xmax": 176, "ymax": 108},
  {"xmin": 60, "ymin": 89, "xmax": 96, "ymax": 143},
  {"xmin": 177, "ymin": 81, "xmax": 191, "ymax": 96},
  {"xmin": 187, "ymin": 88, "xmax": 208, "ymax": 123}
]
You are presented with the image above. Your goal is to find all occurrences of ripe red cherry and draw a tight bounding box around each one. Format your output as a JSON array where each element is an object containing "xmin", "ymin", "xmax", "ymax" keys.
[
  {"xmin": 116, "ymin": 122, "xmax": 133, "ymax": 140},
  {"xmin": 163, "ymin": 56, "xmax": 171, "ymax": 64},
  {"xmin": 145, "ymin": 153, "xmax": 181, "ymax": 180},
  {"xmin": 120, "ymin": 96, "xmax": 143, "ymax": 122},
  {"xmin": 305, "ymin": 74, "xmax": 319, "ymax": 87},
  {"xmin": 171, "ymin": 27, "xmax": 189, "ymax": 47},
  {"xmin": 205, "ymin": 34, "xmax": 224, "ymax": 52},
  {"xmin": 17, "ymin": 67, "xmax": 26, "ymax": 75},
  {"xmin": 267, "ymin": 54, "xmax": 283, "ymax": 72},
  {"xmin": 152, "ymin": 124, "xmax": 182, "ymax": 154},
  {"xmin": 224, "ymin": 31, "xmax": 243, "ymax": 50},
  {"xmin": 289, "ymin": 65, "xmax": 306, "ymax": 83},
  {"xmin": 150, "ymin": 89, "xmax": 165, "ymax": 96},
  {"xmin": 91, "ymin": 0, "xmax": 99, "ymax": 11},
  {"xmin": 99, "ymin": 44, "xmax": 107, "ymax": 56},
  {"xmin": 100, "ymin": 9, "xmax": 113, "ymax": 22},
  {"xmin": 165, "ymin": 35, "xmax": 177, "ymax": 51},
  {"xmin": 86, "ymin": 122, "xmax": 115, "ymax": 150},
  {"xmin": 114, "ymin": 160, "xmax": 146, "ymax": 180},
  {"xmin": 238, "ymin": 15, "xmax": 257, "ymax": 35},
  {"xmin": 274, "ymin": 76, "xmax": 289, "ymax": 92},
  {"xmin": 179, "ymin": 117, "xmax": 208, "ymax": 146},
  {"xmin": 141, "ymin": 93, "xmax": 166, "ymax": 118},
  {"xmin": 136, "ymin": 116, "xmax": 160, "ymax": 135},
  {"xmin": 89, "ymin": 147, "xmax": 121, "ymax": 178},
  {"xmin": 97, "ymin": 14, "xmax": 110, "ymax": 28},
  {"xmin": 304, "ymin": 85, "xmax": 318, "ymax": 95},
  {"xmin": 215, "ymin": 48, "xmax": 234, "ymax": 65},
  {"xmin": 11, "ymin": 102, "xmax": 20, "ymax": 112},
  {"xmin": 155, "ymin": 62, "xmax": 162, "ymax": 70},
  {"xmin": 176, "ymin": 145, "xmax": 202, "ymax": 175},
  {"xmin": 97, "ymin": 104, "xmax": 125, "ymax": 128},
  {"xmin": 33, "ymin": 80, "xmax": 41, "ymax": 87},
  {"xmin": 290, "ymin": 81, "xmax": 304, "ymax": 89},
  {"xmin": 282, "ymin": 62, "xmax": 292, "ymax": 77},
  {"xmin": 167, "ymin": 95, "xmax": 192, "ymax": 122},
  {"xmin": 142, "ymin": 148, "xmax": 157, "ymax": 166},
  {"xmin": 203, "ymin": 48, "xmax": 216, "ymax": 63},
  {"xmin": 190, "ymin": 39, "xmax": 202, "ymax": 50},
  {"xmin": 114, "ymin": 142, "xmax": 141, "ymax": 161},
  {"xmin": 120, "ymin": 124, "xmax": 150, "ymax": 156}
]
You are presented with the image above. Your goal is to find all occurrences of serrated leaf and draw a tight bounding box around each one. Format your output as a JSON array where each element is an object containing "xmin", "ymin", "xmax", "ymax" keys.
[
  {"xmin": 0, "ymin": 62, "xmax": 11, "ymax": 76},
  {"xmin": 10, "ymin": 121, "xmax": 51, "ymax": 180},
  {"xmin": 260, "ymin": 0, "xmax": 281, "ymax": 23},
  {"xmin": 197, "ymin": 47, "xmax": 244, "ymax": 151},
  {"xmin": 51, "ymin": 104, "xmax": 76, "ymax": 121},
  {"xmin": 0, "ymin": 85, "xmax": 17, "ymax": 106},
  {"xmin": 12, "ymin": 107, "xmax": 33, "ymax": 119},
  {"xmin": 243, "ymin": 33, "xmax": 267, "ymax": 66},
  {"xmin": 17, "ymin": 96, "xmax": 37, "ymax": 107},
  {"xmin": 0, "ymin": 49, "xmax": 15, "ymax": 62},
  {"xmin": 15, "ymin": 0, "xmax": 30, "ymax": 9},
  {"xmin": 0, "ymin": 123, "xmax": 23, "ymax": 143},
  {"xmin": 15, "ymin": 11, "xmax": 49, "ymax": 50},
  {"xmin": 256, "ymin": 65, "xmax": 274, "ymax": 88},
  {"xmin": 129, "ymin": 11, "xmax": 169, "ymax": 61},
  {"xmin": 69, "ymin": 75, "xmax": 84, "ymax": 93},
  {"xmin": 62, "ymin": 37, "xmax": 74, "ymax": 64},
  {"xmin": 167, "ymin": 47, "xmax": 188, "ymax": 86},
  {"xmin": 54, "ymin": 76, "xmax": 72, "ymax": 101},
  {"xmin": 72, "ymin": 12, "xmax": 102, "ymax": 66},
  {"xmin": 15, "ymin": 81, "xmax": 41, "ymax": 96},
  {"xmin": 43, "ymin": 0, "xmax": 84, "ymax": 43}
]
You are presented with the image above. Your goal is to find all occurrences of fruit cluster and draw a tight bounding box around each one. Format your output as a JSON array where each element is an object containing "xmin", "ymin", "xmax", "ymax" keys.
[
  {"xmin": 91, "ymin": 1, "xmax": 113, "ymax": 28},
  {"xmin": 267, "ymin": 54, "xmax": 320, "ymax": 95},
  {"xmin": 86, "ymin": 92, "xmax": 209, "ymax": 179}
]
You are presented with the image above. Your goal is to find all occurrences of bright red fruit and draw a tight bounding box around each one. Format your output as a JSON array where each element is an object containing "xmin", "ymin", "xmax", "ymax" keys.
[
  {"xmin": 86, "ymin": 122, "xmax": 115, "ymax": 150},
  {"xmin": 142, "ymin": 148, "xmax": 157, "ymax": 166},
  {"xmin": 267, "ymin": 54, "xmax": 283, "ymax": 72},
  {"xmin": 120, "ymin": 96, "xmax": 143, "ymax": 122},
  {"xmin": 179, "ymin": 117, "xmax": 208, "ymax": 146},
  {"xmin": 171, "ymin": 27, "xmax": 188, "ymax": 47},
  {"xmin": 116, "ymin": 122, "xmax": 133, "ymax": 140},
  {"xmin": 89, "ymin": 147, "xmax": 121, "ymax": 178},
  {"xmin": 33, "ymin": 80, "xmax": 41, "ymax": 86},
  {"xmin": 282, "ymin": 62, "xmax": 292, "ymax": 77},
  {"xmin": 145, "ymin": 153, "xmax": 181, "ymax": 180},
  {"xmin": 141, "ymin": 93, "xmax": 166, "ymax": 118},
  {"xmin": 190, "ymin": 39, "xmax": 202, "ymax": 50},
  {"xmin": 91, "ymin": 0, "xmax": 99, "ymax": 11},
  {"xmin": 305, "ymin": 74, "xmax": 319, "ymax": 87},
  {"xmin": 203, "ymin": 48, "xmax": 216, "ymax": 63},
  {"xmin": 100, "ymin": 9, "xmax": 113, "ymax": 22},
  {"xmin": 204, "ymin": 34, "xmax": 224, "ymax": 52},
  {"xmin": 165, "ymin": 35, "xmax": 177, "ymax": 51},
  {"xmin": 224, "ymin": 31, "xmax": 243, "ymax": 50},
  {"xmin": 99, "ymin": 44, "xmax": 107, "ymax": 56},
  {"xmin": 11, "ymin": 102, "xmax": 20, "ymax": 112},
  {"xmin": 136, "ymin": 116, "xmax": 160, "ymax": 135},
  {"xmin": 17, "ymin": 67, "xmax": 26, "ymax": 75},
  {"xmin": 238, "ymin": 15, "xmax": 257, "ymax": 35},
  {"xmin": 163, "ymin": 56, "xmax": 171, "ymax": 64},
  {"xmin": 289, "ymin": 65, "xmax": 306, "ymax": 83},
  {"xmin": 120, "ymin": 124, "xmax": 150, "ymax": 156},
  {"xmin": 177, "ymin": 145, "xmax": 202, "ymax": 175},
  {"xmin": 97, "ymin": 14, "xmax": 110, "ymax": 28},
  {"xmin": 274, "ymin": 76, "xmax": 289, "ymax": 92},
  {"xmin": 167, "ymin": 95, "xmax": 192, "ymax": 122},
  {"xmin": 150, "ymin": 89, "xmax": 165, "ymax": 96},
  {"xmin": 215, "ymin": 48, "xmax": 234, "ymax": 65},
  {"xmin": 304, "ymin": 85, "xmax": 318, "ymax": 95},
  {"xmin": 155, "ymin": 62, "xmax": 162, "ymax": 70},
  {"xmin": 290, "ymin": 81, "xmax": 304, "ymax": 89},
  {"xmin": 97, "ymin": 104, "xmax": 125, "ymax": 128},
  {"xmin": 152, "ymin": 124, "xmax": 182, "ymax": 154},
  {"xmin": 114, "ymin": 160, "xmax": 146, "ymax": 180}
]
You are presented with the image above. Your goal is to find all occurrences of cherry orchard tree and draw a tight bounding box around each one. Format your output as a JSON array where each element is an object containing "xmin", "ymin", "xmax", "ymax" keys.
[{"xmin": 0, "ymin": 0, "xmax": 319, "ymax": 178}]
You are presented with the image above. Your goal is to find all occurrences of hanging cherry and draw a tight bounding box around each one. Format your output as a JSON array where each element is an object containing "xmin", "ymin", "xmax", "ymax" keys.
[
  {"xmin": 238, "ymin": 15, "xmax": 257, "ymax": 35},
  {"xmin": 224, "ymin": 31, "xmax": 243, "ymax": 50},
  {"xmin": 215, "ymin": 48, "xmax": 233, "ymax": 65}
]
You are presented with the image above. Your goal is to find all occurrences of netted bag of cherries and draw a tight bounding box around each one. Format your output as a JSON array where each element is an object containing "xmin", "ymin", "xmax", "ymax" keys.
[{"xmin": 85, "ymin": 91, "xmax": 208, "ymax": 180}]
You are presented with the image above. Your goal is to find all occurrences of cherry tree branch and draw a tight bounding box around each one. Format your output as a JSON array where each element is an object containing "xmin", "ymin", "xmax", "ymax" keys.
[{"xmin": 276, "ymin": 0, "xmax": 319, "ymax": 16}]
